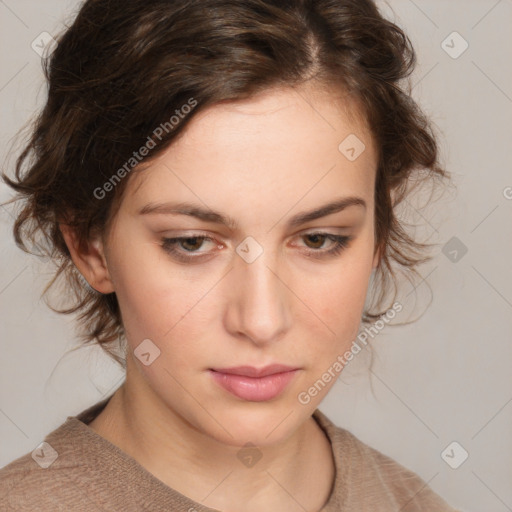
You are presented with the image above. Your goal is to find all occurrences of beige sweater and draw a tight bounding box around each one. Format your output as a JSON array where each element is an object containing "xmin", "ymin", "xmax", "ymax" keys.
[{"xmin": 0, "ymin": 395, "xmax": 458, "ymax": 511}]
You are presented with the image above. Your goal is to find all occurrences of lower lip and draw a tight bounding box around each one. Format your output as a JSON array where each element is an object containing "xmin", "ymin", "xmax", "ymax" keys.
[{"xmin": 210, "ymin": 370, "xmax": 298, "ymax": 402}]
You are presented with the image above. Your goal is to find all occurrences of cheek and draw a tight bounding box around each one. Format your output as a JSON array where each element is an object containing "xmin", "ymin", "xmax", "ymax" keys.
[
  {"xmin": 107, "ymin": 224, "xmax": 373, "ymax": 363},
  {"xmin": 106, "ymin": 240, "xmax": 197, "ymax": 342},
  {"xmin": 304, "ymin": 255, "xmax": 374, "ymax": 354},
  {"xmin": 321, "ymin": 269, "xmax": 370, "ymax": 324},
  {"xmin": 309, "ymin": 246, "xmax": 372, "ymax": 318}
]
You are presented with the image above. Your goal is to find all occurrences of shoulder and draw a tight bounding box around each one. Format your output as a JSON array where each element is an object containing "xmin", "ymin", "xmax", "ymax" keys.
[
  {"xmin": 0, "ymin": 395, "xmax": 189, "ymax": 512},
  {"xmin": 313, "ymin": 410, "xmax": 460, "ymax": 511},
  {"xmin": 0, "ymin": 418, "xmax": 93, "ymax": 511},
  {"xmin": 0, "ymin": 397, "xmax": 120, "ymax": 512}
]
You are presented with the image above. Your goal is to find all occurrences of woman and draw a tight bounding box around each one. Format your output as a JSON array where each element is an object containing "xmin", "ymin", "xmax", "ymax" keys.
[{"xmin": 0, "ymin": 0, "xmax": 458, "ymax": 510}]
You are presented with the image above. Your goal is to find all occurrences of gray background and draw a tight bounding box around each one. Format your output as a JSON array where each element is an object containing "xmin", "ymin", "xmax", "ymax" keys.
[{"xmin": 1, "ymin": 1, "xmax": 511, "ymax": 510}]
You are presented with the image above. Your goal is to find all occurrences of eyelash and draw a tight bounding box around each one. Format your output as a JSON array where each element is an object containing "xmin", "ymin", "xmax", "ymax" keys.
[{"xmin": 160, "ymin": 232, "xmax": 352, "ymax": 262}]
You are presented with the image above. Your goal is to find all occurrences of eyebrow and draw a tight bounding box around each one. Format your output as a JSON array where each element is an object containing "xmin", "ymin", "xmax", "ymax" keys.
[{"xmin": 138, "ymin": 196, "xmax": 366, "ymax": 229}]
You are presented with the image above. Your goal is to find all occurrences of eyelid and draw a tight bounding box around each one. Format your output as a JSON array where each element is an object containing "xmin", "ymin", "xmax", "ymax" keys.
[
  {"xmin": 292, "ymin": 232, "xmax": 352, "ymax": 251},
  {"xmin": 172, "ymin": 234, "xmax": 224, "ymax": 249},
  {"xmin": 160, "ymin": 230, "xmax": 353, "ymax": 262},
  {"xmin": 160, "ymin": 228, "xmax": 349, "ymax": 246}
]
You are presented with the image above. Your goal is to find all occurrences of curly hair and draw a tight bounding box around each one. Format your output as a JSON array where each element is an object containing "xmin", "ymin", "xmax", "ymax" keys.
[{"xmin": 2, "ymin": 0, "xmax": 448, "ymax": 368}]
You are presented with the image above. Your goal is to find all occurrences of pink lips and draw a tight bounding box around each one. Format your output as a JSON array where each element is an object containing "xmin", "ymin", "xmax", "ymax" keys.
[{"xmin": 209, "ymin": 365, "xmax": 299, "ymax": 402}]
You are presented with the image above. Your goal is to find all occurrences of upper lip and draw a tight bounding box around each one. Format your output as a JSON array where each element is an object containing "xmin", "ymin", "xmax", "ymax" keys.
[{"xmin": 210, "ymin": 364, "xmax": 299, "ymax": 378}]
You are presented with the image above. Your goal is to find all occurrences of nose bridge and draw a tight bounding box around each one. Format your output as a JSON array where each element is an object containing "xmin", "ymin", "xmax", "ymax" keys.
[{"xmin": 226, "ymin": 241, "xmax": 291, "ymax": 345}]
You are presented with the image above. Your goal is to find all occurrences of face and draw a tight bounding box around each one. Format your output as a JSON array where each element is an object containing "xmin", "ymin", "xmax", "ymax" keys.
[{"xmin": 100, "ymin": 84, "xmax": 379, "ymax": 447}]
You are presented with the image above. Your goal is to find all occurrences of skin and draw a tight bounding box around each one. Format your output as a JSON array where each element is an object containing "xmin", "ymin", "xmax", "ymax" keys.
[{"xmin": 60, "ymin": 82, "xmax": 380, "ymax": 511}]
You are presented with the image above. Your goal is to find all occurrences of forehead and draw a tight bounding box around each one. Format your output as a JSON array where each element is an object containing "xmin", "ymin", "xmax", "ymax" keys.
[{"xmin": 125, "ymin": 84, "xmax": 377, "ymax": 212}]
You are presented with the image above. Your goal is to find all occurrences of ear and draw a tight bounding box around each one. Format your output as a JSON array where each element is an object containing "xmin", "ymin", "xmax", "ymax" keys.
[{"xmin": 59, "ymin": 223, "xmax": 115, "ymax": 294}]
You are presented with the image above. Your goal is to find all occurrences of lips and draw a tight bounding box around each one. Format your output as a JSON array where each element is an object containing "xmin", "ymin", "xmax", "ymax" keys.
[
  {"xmin": 211, "ymin": 364, "xmax": 297, "ymax": 378},
  {"xmin": 209, "ymin": 364, "xmax": 299, "ymax": 402}
]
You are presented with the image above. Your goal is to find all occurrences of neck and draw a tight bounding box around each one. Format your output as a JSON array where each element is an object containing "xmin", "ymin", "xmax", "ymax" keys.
[{"xmin": 89, "ymin": 357, "xmax": 335, "ymax": 511}]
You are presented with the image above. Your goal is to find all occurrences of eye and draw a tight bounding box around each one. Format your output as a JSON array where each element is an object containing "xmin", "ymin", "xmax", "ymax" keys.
[
  {"xmin": 160, "ymin": 232, "xmax": 353, "ymax": 263},
  {"xmin": 161, "ymin": 235, "xmax": 221, "ymax": 262},
  {"xmin": 298, "ymin": 232, "xmax": 352, "ymax": 258},
  {"xmin": 167, "ymin": 237, "xmax": 209, "ymax": 252}
]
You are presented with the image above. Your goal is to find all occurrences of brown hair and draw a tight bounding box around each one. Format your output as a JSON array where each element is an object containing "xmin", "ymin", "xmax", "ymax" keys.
[{"xmin": 2, "ymin": 0, "xmax": 448, "ymax": 367}]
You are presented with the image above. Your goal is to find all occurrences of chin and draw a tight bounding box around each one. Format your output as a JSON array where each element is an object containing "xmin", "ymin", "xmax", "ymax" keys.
[{"xmin": 195, "ymin": 398, "xmax": 314, "ymax": 448}]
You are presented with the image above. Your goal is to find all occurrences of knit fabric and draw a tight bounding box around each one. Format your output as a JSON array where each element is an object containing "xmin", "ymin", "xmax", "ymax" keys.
[{"xmin": 0, "ymin": 395, "xmax": 458, "ymax": 511}]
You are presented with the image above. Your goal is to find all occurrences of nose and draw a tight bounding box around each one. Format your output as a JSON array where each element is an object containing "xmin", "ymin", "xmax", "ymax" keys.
[{"xmin": 223, "ymin": 247, "xmax": 292, "ymax": 347}]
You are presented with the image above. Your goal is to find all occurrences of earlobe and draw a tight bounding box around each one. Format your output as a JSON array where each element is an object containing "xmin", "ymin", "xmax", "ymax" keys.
[{"xmin": 59, "ymin": 223, "xmax": 115, "ymax": 294}]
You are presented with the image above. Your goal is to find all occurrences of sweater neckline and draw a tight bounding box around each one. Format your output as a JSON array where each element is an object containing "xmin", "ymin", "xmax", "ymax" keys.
[{"xmin": 58, "ymin": 395, "xmax": 346, "ymax": 510}]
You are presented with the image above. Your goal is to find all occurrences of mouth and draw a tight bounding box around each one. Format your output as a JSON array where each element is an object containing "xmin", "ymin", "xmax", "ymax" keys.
[{"xmin": 209, "ymin": 365, "xmax": 300, "ymax": 402}]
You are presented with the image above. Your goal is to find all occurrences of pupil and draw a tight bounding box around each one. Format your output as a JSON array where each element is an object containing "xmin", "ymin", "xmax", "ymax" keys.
[
  {"xmin": 307, "ymin": 234, "xmax": 324, "ymax": 249},
  {"xmin": 183, "ymin": 238, "xmax": 202, "ymax": 251}
]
